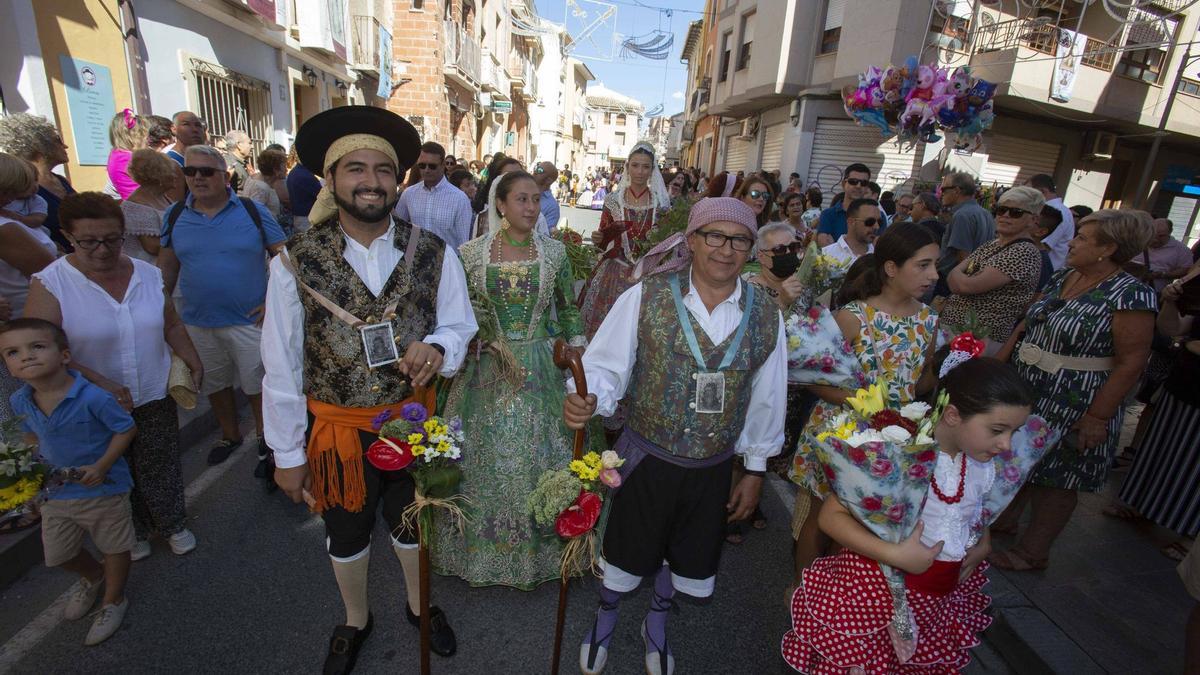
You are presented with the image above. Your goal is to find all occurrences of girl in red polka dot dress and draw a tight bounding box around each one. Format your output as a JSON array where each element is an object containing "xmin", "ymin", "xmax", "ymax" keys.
[{"xmin": 782, "ymin": 357, "xmax": 1058, "ymax": 674}]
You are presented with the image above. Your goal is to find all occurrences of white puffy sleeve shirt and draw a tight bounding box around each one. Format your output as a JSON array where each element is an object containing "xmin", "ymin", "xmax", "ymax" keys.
[
  {"xmin": 919, "ymin": 452, "xmax": 995, "ymax": 562},
  {"xmin": 261, "ymin": 224, "xmax": 478, "ymax": 469},
  {"xmin": 572, "ymin": 274, "xmax": 787, "ymax": 471}
]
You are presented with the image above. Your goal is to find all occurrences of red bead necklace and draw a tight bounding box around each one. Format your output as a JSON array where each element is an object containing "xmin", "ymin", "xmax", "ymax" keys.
[
  {"xmin": 627, "ymin": 186, "xmax": 649, "ymax": 201},
  {"xmin": 930, "ymin": 452, "xmax": 967, "ymax": 504}
]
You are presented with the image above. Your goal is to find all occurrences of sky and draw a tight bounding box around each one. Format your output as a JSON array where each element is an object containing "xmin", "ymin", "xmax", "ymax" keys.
[{"xmin": 533, "ymin": 0, "xmax": 704, "ymax": 118}]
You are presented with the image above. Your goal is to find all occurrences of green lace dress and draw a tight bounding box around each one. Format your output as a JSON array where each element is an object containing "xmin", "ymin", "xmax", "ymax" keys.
[{"xmin": 432, "ymin": 231, "xmax": 586, "ymax": 589}]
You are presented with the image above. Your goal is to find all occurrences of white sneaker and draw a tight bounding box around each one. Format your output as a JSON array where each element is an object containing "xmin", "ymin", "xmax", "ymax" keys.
[
  {"xmin": 168, "ymin": 528, "xmax": 196, "ymax": 555},
  {"xmin": 84, "ymin": 598, "xmax": 128, "ymax": 646},
  {"xmin": 63, "ymin": 577, "xmax": 103, "ymax": 621},
  {"xmin": 130, "ymin": 539, "xmax": 151, "ymax": 562}
]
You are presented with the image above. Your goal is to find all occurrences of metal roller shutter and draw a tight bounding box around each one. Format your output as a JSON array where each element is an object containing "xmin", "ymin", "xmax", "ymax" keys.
[
  {"xmin": 979, "ymin": 135, "xmax": 1060, "ymax": 188},
  {"xmin": 760, "ymin": 123, "xmax": 786, "ymax": 173},
  {"xmin": 806, "ymin": 118, "xmax": 922, "ymax": 193},
  {"xmin": 724, "ymin": 136, "xmax": 751, "ymax": 173}
]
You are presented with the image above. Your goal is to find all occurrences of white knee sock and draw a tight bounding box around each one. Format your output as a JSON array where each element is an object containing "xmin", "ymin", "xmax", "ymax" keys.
[
  {"xmin": 393, "ymin": 543, "xmax": 422, "ymax": 615},
  {"xmin": 330, "ymin": 550, "xmax": 370, "ymax": 629}
]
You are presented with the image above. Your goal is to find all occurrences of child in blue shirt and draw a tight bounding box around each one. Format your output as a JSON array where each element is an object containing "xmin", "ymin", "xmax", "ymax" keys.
[{"xmin": 1, "ymin": 318, "xmax": 136, "ymax": 647}]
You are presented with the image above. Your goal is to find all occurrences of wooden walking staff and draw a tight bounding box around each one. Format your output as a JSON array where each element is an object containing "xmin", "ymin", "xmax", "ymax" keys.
[
  {"xmin": 412, "ymin": 384, "xmax": 433, "ymax": 675},
  {"xmin": 551, "ymin": 339, "xmax": 588, "ymax": 674}
]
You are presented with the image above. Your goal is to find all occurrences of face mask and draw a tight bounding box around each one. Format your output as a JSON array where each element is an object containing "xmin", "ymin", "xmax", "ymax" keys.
[{"xmin": 768, "ymin": 254, "xmax": 801, "ymax": 278}]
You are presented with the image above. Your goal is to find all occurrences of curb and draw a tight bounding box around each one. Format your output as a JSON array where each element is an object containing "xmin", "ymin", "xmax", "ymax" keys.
[{"xmin": 984, "ymin": 606, "xmax": 1105, "ymax": 674}]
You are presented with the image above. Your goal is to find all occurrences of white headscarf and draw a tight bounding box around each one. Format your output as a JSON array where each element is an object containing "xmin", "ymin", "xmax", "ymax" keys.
[{"xmin": 615, "ymin": 141, "xmax": 670, "ymax": 213}]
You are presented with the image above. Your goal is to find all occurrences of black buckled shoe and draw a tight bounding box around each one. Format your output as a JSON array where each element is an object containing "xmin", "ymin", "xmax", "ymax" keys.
[
  {"xmin": 406, "ymin": 603, "xmax": 457, "ymax": 657},
  {"xmin": 322, "ymin": 613, "xmax": 373, "ymax": 675}
]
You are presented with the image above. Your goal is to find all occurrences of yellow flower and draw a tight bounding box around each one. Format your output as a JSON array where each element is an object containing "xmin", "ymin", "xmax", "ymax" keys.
[
  {"xmin": 569, "ymin": 459, "xmax": 588, "ymax": 477},
  {"xmin": 436, "ymin": 440, "xmax": 452, "ymax": 454},
  {"xmin": 846, "ymin": 382, "xmax": 885, "ymax": 417},
  {"xmin": 423, "ymin": 420, "xmax": 438, "ymax": 435},
  {"xmin": 582, "ymin": 451, "xmax": 601, "ymax": 468},
  {"xmin": 412, "ymin": 445, "xmax": 427, "ymax": 457},
  {"xmin": 788, "ymin": 335, "xmax": 801, "ymax": 350},
  {"xmin": 407, "ymin": 433, "xmax": 424, "ymax": 445}
]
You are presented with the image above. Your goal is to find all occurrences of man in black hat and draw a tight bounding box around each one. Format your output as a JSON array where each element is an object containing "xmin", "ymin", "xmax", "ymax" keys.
[{"xmin": 261, "ymin": 106, "xmax": 478, "ymax": 674}]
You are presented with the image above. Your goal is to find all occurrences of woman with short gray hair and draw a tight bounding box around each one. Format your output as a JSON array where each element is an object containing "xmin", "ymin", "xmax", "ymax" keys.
[
  {"xmin": 0, "ymin": 113, "xmax": 77, "ymax": 251},
  {"xmin": 990, "ymin": 208, "xmax": 1156, "ymax": 571}
]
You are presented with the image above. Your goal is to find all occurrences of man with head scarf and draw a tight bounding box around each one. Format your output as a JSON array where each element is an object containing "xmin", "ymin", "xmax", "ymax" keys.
[
  {"xmin": 261, "ymin": 106, "xmax": 478, "ymax": 674},
  {"xmin": 564, "ymin": 197, "xmax": 787, "ymax": 675}
]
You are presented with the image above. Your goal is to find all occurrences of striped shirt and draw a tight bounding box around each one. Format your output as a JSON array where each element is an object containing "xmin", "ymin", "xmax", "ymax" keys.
[{"xmin": 394, "ymin": 175, "xmax": 475, "ymax": 250}]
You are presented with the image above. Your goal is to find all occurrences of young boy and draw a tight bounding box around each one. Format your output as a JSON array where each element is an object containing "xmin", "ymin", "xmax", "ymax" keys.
[
  {"xmin": 0, "ymin": 158, "xmax": 49, "ymax": 232},
  {"xmin": 0, "ymin": 318, "xmax": 136, "ymax": 646}
]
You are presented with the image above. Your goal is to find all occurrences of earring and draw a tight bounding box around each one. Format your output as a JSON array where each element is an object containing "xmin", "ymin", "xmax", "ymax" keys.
[
  {"xmin": 1097, "ymin": 256, "xmax": 1104, "ymax": 262},
  {"xmin": 500, "ymin": 215, "xmax": 510, "ymax": 231}
]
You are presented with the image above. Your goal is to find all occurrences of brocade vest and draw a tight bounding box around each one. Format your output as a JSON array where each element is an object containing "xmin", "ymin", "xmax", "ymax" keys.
[
  {"xmin": 288, "ymin": 218, "xmax": 444, "ymax": 407},
  {"xmin": 624, "ymin": 268, "xmax": 780, "ymax": 459}
]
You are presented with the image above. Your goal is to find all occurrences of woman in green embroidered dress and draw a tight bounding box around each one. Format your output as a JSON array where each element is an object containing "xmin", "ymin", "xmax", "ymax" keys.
[{"xmin": 433, "ymin": 171, "xmax": 587, "ymax": 589}]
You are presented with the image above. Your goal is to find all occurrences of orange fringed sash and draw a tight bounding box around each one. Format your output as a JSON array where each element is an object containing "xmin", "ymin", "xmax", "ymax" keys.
[{"xmin": 305, "ymin": 387, "xmax": 436, "ymax": 513}]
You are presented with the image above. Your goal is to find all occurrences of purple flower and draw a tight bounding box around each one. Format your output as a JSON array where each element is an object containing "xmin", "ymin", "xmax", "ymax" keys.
[
  {"xmin": 449, "ymin": 417, "xmax": 462, "ymax": 433},
  {"xmin": 1003, "ymin": 465, "xmax": 1021, "ymax": 483},
  {"xmin": 400, "ymin": 402, "xmax": 428, "ymax": 423},
  {"xmin": 370, "ymin": 409, "xmax": 393, "ymax": 431}
]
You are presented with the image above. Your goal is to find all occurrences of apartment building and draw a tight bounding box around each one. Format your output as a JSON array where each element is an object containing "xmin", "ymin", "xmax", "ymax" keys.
[
  {"xmin": 529, "ymin": 27, "xmax": 596, "ymax": 172},
  {"xmin": 583, "ymin": 83, "xmax": 644, "ymax": 173},
  {"xmin": 691, "ymin": 0, "xmax": 1200, "ymax": 241}
]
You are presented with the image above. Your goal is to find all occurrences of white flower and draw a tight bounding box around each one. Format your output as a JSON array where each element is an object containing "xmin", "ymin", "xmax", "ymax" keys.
[
  {"xmin": 880, "ymin": 425, "xmax": 912, "ymax": 444},
  {"xmin": 600, "ymin": 450, "xmax": 624, "ymax": 469},
  {"xmin": 846, "ymin": 430, "xmax": 885, "ymax": 447},
  {"xmin": 900, "ymin": 402, "xmax": 931, "ymax": 422},
  {"xmin": 915, "ymin": 431, "xmax": 935, "ymax": 446}
]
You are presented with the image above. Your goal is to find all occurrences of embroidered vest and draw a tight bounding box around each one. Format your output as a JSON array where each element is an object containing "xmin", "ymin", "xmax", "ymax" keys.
[
  {"xmin": 624, "ymin": 268, "xmax": 780, "ymax": 459},
  {"xmin": 289, "ymin": 218, "xmax": 444, "ymax": 407}
]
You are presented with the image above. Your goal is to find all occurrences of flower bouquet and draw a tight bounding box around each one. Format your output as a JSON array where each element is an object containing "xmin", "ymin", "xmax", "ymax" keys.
[
  {"xmin": 794, "ymin": 241, "xmax": 851, "ymax": 308},
  {"xmin": 365, "ymin": 402, "xmax": 468, "ymax": 545},
  {"xmin": 809, "ymin": 382, "xmax": 947, "ymax": 662},
  {"xmin": 527, "ymin": 450, "xmax": 625, "ymax": 577},
  {"xmin": 785, "ymin": 305, "xmax": 868, "ymax": 390},
  {"xmin": 551, "ymin": 225, "xmax": 599, "ymax": 283},
  {"xmin": 0, "ymin": 418, "xmax": 46, "ymax": 515},
  {"xmin": 968, "ymin": 415, "xmax": 1059, "ymax": 543}
]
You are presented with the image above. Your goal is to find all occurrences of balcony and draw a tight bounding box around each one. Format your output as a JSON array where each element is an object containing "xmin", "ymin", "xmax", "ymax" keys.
[
  {"xmin": 482, "ymin": 49, "xmax": 511, "ymax": 100},
  {"xmin": 351, "ymin": 15, "xmax": 383, "ymax": 76},
  {"xmin": 442, "ymin": 20, "xmax": 481, "ymax": 89},
  {"xmin": 508, "ymin": 48, "xmax": 529, "ymax": 86}
]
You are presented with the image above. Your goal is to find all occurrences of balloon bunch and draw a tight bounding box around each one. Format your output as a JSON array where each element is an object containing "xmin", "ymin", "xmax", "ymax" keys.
[{"xmin": 842, "ymin": 57, "xmax": 997, "ymax": 151}]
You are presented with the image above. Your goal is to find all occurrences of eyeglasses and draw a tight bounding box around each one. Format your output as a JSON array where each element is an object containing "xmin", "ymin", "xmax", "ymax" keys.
[
  {"xmin": 182, "ymin": 166, "xmax": 221, "ymax": 178},
  {"xmin": 995, "ymin": 206, "xmax": 1031, "ymax": 218},
  {"xmin": 853, "ymin": 217, "xmax": 881, "ymax": 227},
  {"xmin": 72, "ymin": 235, "xmax": 125, "ymax": 251},
  {"xmin": 694, "ymin": 229, "xmax": 755, "ymax": 252},
  {"xmin": 747, "ymin": 189, "xmax": 768, "ymax": 200},
  {"xmin": 845, "ymin": 178, "xmax": 868, "ymax": 187},
  {"xmin": 416, "ymin": 163, "xmax": 442, "ymax": 171},
  {"xmin": 763, "ymin": 241, "xmax": 804, "ymax": 256}
]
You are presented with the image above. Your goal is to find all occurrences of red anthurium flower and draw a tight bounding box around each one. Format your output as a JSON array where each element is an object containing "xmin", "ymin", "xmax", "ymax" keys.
[
  {"xmin": 365, "ymin": 438, "xmax": 414, "ymax": 472},
  {"xmin": 555, "ymin": 490, "xmax": 602, "ymax": 538}
]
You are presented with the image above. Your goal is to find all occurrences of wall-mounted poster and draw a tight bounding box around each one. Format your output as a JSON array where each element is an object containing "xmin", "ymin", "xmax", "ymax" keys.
[{"xmin": 59, "ymin": 56, "xmax": 115, "ymax": 166}]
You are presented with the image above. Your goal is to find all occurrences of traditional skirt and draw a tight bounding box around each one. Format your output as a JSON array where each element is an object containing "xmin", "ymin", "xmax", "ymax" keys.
[{"xmin": 781, "ymin": 550, "xmax": 991, "ymax": 674}]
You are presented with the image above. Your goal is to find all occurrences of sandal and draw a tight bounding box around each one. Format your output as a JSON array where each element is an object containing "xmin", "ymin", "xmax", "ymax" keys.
[
  {"xmin": 1102, "ymin": 504, "xmax": 1142, "ymax": 521},
  {"xmin": 988, "ymin": 548, "xmax": 1048, "ymax": 572},
  {"xmin": 0, "ymin": 511, "xmax": 41, "ymax": 534},
  {"xmin": 724, "ymin": 520, "xmax": 745, "ymax": 545},
  {"xmin": 1161, "ymin": 541, "xmax": 1190, "ymax": 562},
  {"xmin": 751, "ymin": 506, "xmax": 768, "ymax": 530}
]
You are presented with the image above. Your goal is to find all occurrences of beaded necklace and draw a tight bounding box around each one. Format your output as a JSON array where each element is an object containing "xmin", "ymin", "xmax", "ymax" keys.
[{"xmin": 930, "ymin": 452, "xmax": 967, "ymax": 504}]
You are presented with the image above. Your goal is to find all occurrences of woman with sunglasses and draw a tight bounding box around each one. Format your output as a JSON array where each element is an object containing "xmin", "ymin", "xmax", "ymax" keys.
[
  {"xmin": 988, "ymin": 209, "xmax": 1156, "ymax": 572},
  {"xmin": 734, "ymin": 175, "xmax": 775, "ymax": 228},
  {"xmin": 941, "ymin": 187, "xmax": 1046, "ymax": 346},
  {"xmin": 24, "ymin": 192, "xmax": 205, "ymax": 561}
]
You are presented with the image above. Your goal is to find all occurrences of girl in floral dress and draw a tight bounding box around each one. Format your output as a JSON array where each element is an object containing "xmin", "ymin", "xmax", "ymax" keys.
[
  {"xmin": 790, "ymin": 223, "xmax": 941, "ymax": 581},
  {"xmin": 577, "ymin": 143, "xmax": 671, "ymax": 339},
  {"xmin": 433, "ymin": 171, "xmax": 587, "ymax": 590}
]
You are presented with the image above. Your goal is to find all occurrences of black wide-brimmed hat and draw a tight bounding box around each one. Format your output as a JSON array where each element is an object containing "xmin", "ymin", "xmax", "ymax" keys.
[{"xmin": 294, "ymin": 105, "xmax": 421, "ymax": 175}]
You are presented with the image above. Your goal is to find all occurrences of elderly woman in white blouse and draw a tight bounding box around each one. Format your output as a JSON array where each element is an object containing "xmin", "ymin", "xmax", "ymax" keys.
[{"xmin": 24, "ymin": 192, "xmax": 204, "ymax": 561}]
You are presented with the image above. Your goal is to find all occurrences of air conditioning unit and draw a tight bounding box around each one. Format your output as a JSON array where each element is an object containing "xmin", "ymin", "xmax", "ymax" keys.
[
  {"xmin": 682, "ymin": 121, "xmax": 697, "ymax": 142},
  {"xmin": 1084, "ymin": 131, "xmax": 1116, "ymax": 160},
  {"xmin": 736, "ymin": 118, "xmax": 755, "ymax": 140}
]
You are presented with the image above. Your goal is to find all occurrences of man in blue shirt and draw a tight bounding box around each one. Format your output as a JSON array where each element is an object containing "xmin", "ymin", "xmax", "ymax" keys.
[
  {"xmin": 165, "ymin": 111, "xmax": 206, "ymax": 167},
  {"xmin": 534, "ymin": 161, "xmax": 560, "ymax": 230},
  {"xmin": 158, "ymin": 145, "xmax": 286, "ymax": 469},
  {"xmin": 286, "ymin": 160, "xmax": 322, "ymax": 232},
  {"xmin": 394, "ymin": 141, "xmax": 475, "ymax": 249},
  {"xmin": 816, "ymin": 162, "xmax": 872, "ymax": 247}
]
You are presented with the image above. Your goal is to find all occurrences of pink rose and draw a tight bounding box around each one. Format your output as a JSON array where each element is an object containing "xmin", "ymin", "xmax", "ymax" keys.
[
  {"xmin": 1033, "ymin": 435, "xmax": 1045, "ymax": 449},
  {"xmin": 886, "ymin": 503, "xmax": 907, "ymax": 523},
  {"xmin": 1003, "ymin": 465, "xmax": 1021, "ymax": 483},
  {"xmin": 821, "ymin": 355, "xmax": 835, "ymax": 367},
  {"xmin": 599, "ymin": 468, "xmax": 622, "ymax": 489},
  {"xmin": 1027, "ymin": 417, "xmax": 1045, "ymax": 433},
  {"xmin": 808, "ymin": 306, "xmax": 822, "ymax": 320},
  {"xmin": 862, "ymin": 496, "xmax": 884, "ymax": 511},
  {"xmin": 907, "ymin": 463, "xmax": 928, "ymax": 479},
  {"xmin": 823, "ymin": 465, "xmax": 838, "ymax": 484},
  {"xmin": 870, "ymin": 458, "xmax": 894, "ymax": 478}
]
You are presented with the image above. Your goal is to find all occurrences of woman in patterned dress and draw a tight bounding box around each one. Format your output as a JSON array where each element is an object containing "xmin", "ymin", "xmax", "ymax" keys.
[
  {"xmin": 790, "ymin": 223, "xmax": 941, "ymax": 583},
  {"xmin": 433, "ymin": 171, "xmax": 586, "ymax": 589},
  {"xmin": 578, "ymin": 143, "xmax": 671, "ymax": 339},
  {"xmin": 989, "ymin": 210, "xmax": 1156, "ymax": 571}
]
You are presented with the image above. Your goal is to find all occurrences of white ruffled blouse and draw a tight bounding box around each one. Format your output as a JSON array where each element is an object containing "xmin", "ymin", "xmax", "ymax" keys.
[{"xmin": 919, "ymin": 451, "xmax": 995, "ymax": 562}]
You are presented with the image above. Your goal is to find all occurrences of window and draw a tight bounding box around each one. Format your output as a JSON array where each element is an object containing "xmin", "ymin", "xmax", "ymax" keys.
[
  {"xmin": 617, "ymin": 113, "xmax": 626, "ymax": 124},
  {"xmin": 615, "ymin": 132, "xmax": 626, "ymax": 147},
  {"xmin": 737, "ymin": 12, "xmax": 754, "ymax": 71},
  {"xmin": 187, "ymin": 58, "xmax": 273, "ymax": 155},
  {"xmin": 605, "ymin": 112, "xmax": 613, "ymax": 124},
  {"xmin": 589, "ymin": 141, "xmax": 597, "ymax": 151},
  {"xmin": 1114, "ymin": 7, "xmax": 1178, "ymax": 84},
  {"xmin": 719, "ymin": 31, "xmax": 732, "ymax": 82},
  {"xmin": 820, "ymin": 0, "xmax": 843, "ymax": 55},
  {"xmin": 1081, "ymin": 37, "xmax": 1117, "ymax": 71},
  {"xmin": 1179, "ymin": 77, "xmax": 1200, "ymax": 96},
  {"xmin": 411, "ymin": 0, "xmax": 424, "ymax": 10},
  {"xmin": 931, "ymin": 14, "xmax": 969, "ymax": 42}
]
